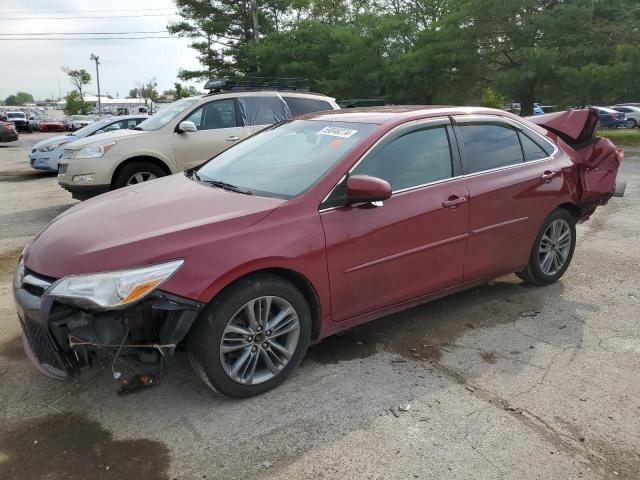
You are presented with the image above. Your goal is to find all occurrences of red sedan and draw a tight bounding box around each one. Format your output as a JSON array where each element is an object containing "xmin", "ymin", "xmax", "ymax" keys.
[
  {"xmin": 13, "ymin": 107, "xmax": 623, "ymax": 397},
  {"xmin": 38, "ymin": 119, "xmax": 65, "ymax": 132}
]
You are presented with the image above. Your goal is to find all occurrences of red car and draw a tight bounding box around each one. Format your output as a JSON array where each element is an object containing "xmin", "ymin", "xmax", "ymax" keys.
[
  {"xmin": 38, "ymin": 119, "xmax": 65, "ymax": 132},
  {"xmin": 13, "ymin": 107, "xmax": 623, "ymax": 398},
  {"xmin": 0, "ymin": 121, "xmax": 18, "ymax": 142}
]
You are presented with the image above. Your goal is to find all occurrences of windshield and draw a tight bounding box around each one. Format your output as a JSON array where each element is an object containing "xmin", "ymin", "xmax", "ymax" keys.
[
  {"xmin": 135, "ymin": 98, "xmax": 198, "ymax": 131},
  {"xmin": 196, "ymin": 120, "xmax": 377, "ymax": 198},
  {"xmin": 8, "ymin": 112, "xmax": 25, "ymax": 119},
  {"xmin": 73, "ymin": 118, "xmax": 113, "ymax": 136}
]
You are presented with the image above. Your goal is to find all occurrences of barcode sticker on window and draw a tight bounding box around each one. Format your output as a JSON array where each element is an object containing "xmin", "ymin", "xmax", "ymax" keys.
[{"xmin": 317, "ymin": 126, "xmax": 358, "ymax": 138}]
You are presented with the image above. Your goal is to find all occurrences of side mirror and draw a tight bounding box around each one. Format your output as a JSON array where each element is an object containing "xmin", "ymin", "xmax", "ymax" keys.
[
  {"xmin": 178, "ymin": 121, "xmax": 197, "ymax": 133},
  {"xmin": 346, "ymin": 174, "xmax": 392, "ymax": 206},
  {"xmin": 95, "ymin": 129, "xmax": 105, "ymax": 135}
]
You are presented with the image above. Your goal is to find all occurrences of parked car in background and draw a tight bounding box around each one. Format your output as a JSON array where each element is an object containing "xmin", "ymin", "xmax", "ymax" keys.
[
  {"xmin": 610, "ymin": 105, "xmax": 640, "ymax": 128},
  {"xmin": 7, "ymin": 111, "xmax": 31, "ymax": 132},
  {"xmin": 0, "ymin": 121, "xmax": 18, "ymax": 142},
  {"xmin": 66, "ymin": 115, "xmax": 93, "ymax": 131},
  {"xmin": 15, "ymin": 106, "xmax": 623, "ymax": 397},
  {"xmin": 29, "ymin": 115, "xmax": 147, "ymax": 172},
  {"xmin": 37, "ymin": 118, "xmax": 65, "ymax": 132},
  {"xmin": 58, "ymin": 79, "xmax": 339, "ymax": 199},
  {"xmin": 590, "ymin": 106, "xmax": 626, "ymax": 129}
]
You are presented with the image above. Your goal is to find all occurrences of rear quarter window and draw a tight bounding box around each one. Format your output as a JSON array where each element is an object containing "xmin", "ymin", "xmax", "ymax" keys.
[{"xmin": 283, "ymin": 97, "xmax": 333, "ymax": 116}]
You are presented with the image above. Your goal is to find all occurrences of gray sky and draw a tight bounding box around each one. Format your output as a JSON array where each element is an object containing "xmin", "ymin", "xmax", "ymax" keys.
[{"xmin": 0, "ymin": 0, "xmax": 204, "ymax": 100}]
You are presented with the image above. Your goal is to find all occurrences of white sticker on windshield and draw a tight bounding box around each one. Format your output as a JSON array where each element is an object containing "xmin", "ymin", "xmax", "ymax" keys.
[{"xmin": 317, "ymin": 126, "xmax": 358, "ymax": 138}]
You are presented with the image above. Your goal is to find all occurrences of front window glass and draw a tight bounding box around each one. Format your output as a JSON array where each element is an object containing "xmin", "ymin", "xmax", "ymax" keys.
[
  {"xmin": 353, "ymin": 127, "xmax": 452, "ymax": 191},
  {"xmin": 135, "ymin": 98, "xmax": 197, "ymax": 131},
  {"xmin": 186, "ymin": 99, "xmax": 236, "ymax": 130},
  {"xmin": 196, "ymin": 120, "xmax": 377, "ymax": 198},
  {"xmin": 458, "ymin": 124, "xmax": 523, "ymax": 174}
]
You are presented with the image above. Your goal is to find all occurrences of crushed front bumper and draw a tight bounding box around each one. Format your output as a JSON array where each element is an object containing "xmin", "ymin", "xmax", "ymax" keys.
[{"xmin": 13, "ymin": 268, "xmax": 204, "ymax": 380}]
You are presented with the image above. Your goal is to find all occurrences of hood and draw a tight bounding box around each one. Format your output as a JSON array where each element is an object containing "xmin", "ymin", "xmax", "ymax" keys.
[
  {"xmin": 24, "ymin": 174, "xmax": 285, "ymax": 278},
  {"xmin": 526, "ymin": 108, "xmax": 598, "ymax": 145},
  {"xmin": 64, "ymin": 128, "xmax": 148, "ymax": 150},
  {"xmin": 32, "ymin": 134, "xmax": 75, "ymax": 149}
]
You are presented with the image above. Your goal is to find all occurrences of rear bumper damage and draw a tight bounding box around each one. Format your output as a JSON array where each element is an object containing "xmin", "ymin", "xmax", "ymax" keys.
[{"xmin": 13, "ymin": 275, "xmax": 204, "ymax": 384}]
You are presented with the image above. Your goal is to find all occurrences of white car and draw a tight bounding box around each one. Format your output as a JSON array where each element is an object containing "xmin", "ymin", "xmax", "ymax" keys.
[
  {"xmin": 58, "ymin": 80, "xmax": 339, "ymax": 199},
  {"xmin": 611, "ymin": 105, "xmax": 640, "ymax": 128},
  {"xmin": 66, "ymin": 115, "xmax": 93, "ymax": 131}
]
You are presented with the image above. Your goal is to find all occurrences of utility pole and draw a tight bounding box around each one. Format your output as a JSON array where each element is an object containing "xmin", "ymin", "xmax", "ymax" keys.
[
  {"xmin": 251, "ymin": 1, "xmax": 259, "ymax": 42},
  {"xmin": 90, "ymin": 53, "xmax": 101, "ymax": 116}
]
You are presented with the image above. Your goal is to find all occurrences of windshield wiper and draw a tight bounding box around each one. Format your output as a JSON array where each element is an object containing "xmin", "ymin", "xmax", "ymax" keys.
[{"xmin": 204, "ymin": 178, "xmax": 253, "ymax": 195}]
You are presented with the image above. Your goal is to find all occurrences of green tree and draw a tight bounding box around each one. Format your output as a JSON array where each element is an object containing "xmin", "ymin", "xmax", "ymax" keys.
[
  {"xmin": 62, "ymin": 67, "xmax": 91, "ymax": 101},
  {"xmin": 63, "ymin": 91, "xmax": 91, "ymax": 115},
  {"xmin": 4, "ymin": 92, "xmax": 35, "ymax": 106}
]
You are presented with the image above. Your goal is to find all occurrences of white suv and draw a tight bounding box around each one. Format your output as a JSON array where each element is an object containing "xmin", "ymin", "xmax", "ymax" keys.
[{"xmin": 57, "ymin": 89, "xmax": 339, "ymax": 199}]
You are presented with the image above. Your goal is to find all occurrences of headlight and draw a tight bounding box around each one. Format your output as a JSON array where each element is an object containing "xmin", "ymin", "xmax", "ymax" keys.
[
  {"xmin": 46, "ymin": 259, "xmax": 184, "ymax": 309},
  {"xmin": 38, "ymin": 140, "xmax": 70, "ymax": 152},
  {"xmin": 13, "ymin": 257, "xmax": 25, "ymax": 289},
  {"xmin": 75, "ymin": 141, "xmax": 116, "ymax": 159}
]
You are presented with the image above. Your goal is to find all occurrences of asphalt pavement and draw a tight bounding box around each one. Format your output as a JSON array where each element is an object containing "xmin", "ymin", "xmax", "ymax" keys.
[{"xmin": 0, "ymin": 132, "xmax": 638, "ymax": 479}]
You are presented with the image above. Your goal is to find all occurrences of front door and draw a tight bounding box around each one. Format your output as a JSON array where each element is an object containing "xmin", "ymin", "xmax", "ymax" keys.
[
  {"xmin": 173, "ymin": 98, "xmax": 245, "ymax": 171},
  {"xmin": 320, "ymin": 122, "xmax": 469, "ymax": 322}
]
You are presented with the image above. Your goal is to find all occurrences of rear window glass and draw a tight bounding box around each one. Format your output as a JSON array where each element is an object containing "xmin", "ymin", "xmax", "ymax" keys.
[
  {"xmin": 458, "ymin": 124, "xmax": 523, "ymax": 174},
  {"xmin": 283, "ymin": 97, "xmax": 333, "ymax": 116},
  {"xmin": 238, "ymin": 96, "xmax": 291, "ymax": 126}
]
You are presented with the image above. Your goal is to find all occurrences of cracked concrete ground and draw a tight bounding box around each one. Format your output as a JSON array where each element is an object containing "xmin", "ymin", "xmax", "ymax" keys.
[{"xmin": 0, "ymin": 132, "xmax": 638, "ymax": 479}]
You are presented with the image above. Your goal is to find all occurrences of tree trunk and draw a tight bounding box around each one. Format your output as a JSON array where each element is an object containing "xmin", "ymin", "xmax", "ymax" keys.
[{"xmin": 519, "ymin": 90, "xmax": 535, "ymax": 116}]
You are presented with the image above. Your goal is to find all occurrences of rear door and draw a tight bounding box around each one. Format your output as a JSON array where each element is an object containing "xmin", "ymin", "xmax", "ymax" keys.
[
  {"xmin": 173, "ymin": 98, "xmax": 246, "ymax": 170},
  {"xmin": 454, "ymin": 116, "xmax": 563, "ymax": 280},
  {"xmin": 320, "ymin": 120, "xmax": 469, "ymax": 322}
]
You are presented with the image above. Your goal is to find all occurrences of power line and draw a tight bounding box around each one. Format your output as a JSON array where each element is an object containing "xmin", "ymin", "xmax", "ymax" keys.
[
  {"xmin": 2, "ymin": 7, "xmax": 175, "ymax": 14},
  {"xmin": 0, "ymin": 31, "xmax": 169, "ymax": 36},
  {"xmin": 0, "ymin": 13, "xmax": 179, "ymax": 21},
  {"xmin": 0, "ymin": 36, "xmax": 176, "ymax": 41}
]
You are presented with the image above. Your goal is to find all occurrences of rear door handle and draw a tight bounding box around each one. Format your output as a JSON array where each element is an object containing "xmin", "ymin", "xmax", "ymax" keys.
[
  {"xmin": 226, "ymin": 136, "xmax": 240, "ymax": 142},
  {"xmin": 442, "ymin": 195, "xmax": 467, "ymax": 209},
  {"xmin": 540, "ymin": 171, "xmax": 557, "ymax": 183}
]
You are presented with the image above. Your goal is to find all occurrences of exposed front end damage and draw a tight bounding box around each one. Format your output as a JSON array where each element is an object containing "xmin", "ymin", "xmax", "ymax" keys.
[{"xmin": 14, "ymin": 267, "xmax": 203, "ymax": 389}]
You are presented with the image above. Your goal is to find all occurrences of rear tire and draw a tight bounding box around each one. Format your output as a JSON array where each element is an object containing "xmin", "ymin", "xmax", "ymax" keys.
[
  {"xmin": 187, "ymin": 274, "xmax": 312, "ymax": 398},
  {"xmin": 517, "ymin": 209, "xmax": 576, "ymax": 286},
  {"xmin": 113, "ymin": 161, "xmax": 166, "ymax": 189}
]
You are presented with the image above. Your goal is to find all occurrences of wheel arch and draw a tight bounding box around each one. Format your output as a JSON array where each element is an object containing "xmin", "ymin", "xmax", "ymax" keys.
[
  {"xmin": 111, "ymin": 155, "xmax": 172, "ymax": 188},
  {"xmin": 199, "ymin": 267, "xmax": 323, "ymax": 342},
  {"xmin": 557, "ymin": 202, "xmax": 581, "ymax": 218}
]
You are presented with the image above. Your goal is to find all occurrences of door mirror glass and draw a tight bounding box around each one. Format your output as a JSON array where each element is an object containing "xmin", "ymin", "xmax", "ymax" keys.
[
  {"xmin": 178, "ymin": 120, "xmax": 197, "ymax": 133},
  {"xmin": 346, "ymin": 174, "xmax": 392, "ymax": 205}
]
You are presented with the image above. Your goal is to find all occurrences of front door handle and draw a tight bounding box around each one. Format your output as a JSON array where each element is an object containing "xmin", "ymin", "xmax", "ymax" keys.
[
  {"xmin": 540, "ymin": 170, "xmax": 557, "ymax": 183},
  {"xmin": 442, "ymin": 195, "xmax": 467, "ymax": 209},
  {"xmin": 226, "ymin": 135, "xmax": 240, "ymax": 142}
]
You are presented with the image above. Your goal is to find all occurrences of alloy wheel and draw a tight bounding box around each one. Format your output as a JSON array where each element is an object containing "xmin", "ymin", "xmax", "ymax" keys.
[
  {"xmin": 219, "ymin": 296, "xmax": 300, "ymax": 385},
  {"xmin": 126, "ymin": 172, "xmax": 157, "ymax": 185},
  {"xmin": 538, "ymin": 219, "xmax": 572, "ymax": 275}
]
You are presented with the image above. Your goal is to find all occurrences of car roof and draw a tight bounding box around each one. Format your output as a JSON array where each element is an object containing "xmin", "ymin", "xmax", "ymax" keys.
[
  {"xmin": 298, "ymin": 105, "xmax": 514, "ymax": 124},
  {"xmin": 191, "ymin": 90, "xmax": 336, "ymax": 104}
]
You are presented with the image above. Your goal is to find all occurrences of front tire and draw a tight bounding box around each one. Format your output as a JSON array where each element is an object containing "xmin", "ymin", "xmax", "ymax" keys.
[
  {"xmin": 517, "ymin": 209, "xmax": 576, "ymax": 286},
  {"xmin": 626, "ymin": 118, "xmax": 638, "ymax": 129},
  {"xmin": 187, "ymin": 274, "xmax": 312, "ymax": 398},
  {"xmin": 113, "ymin": 161, "xmax": 166, "ymax": 189}
]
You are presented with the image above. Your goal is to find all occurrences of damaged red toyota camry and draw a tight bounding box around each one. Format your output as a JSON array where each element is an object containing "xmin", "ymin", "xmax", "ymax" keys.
[{"xmin": 13, "ymin": 107, "xmax": 624, "ymax": 398}]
